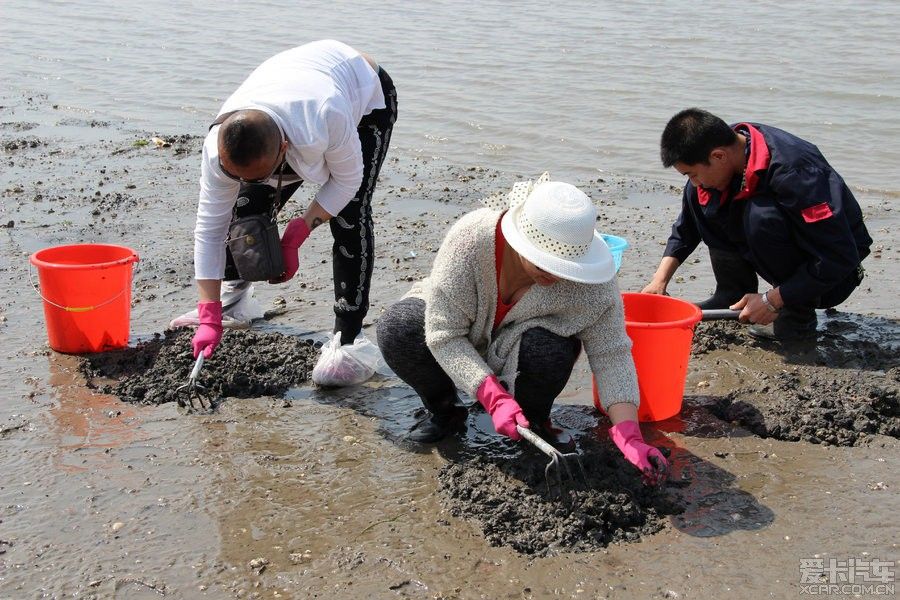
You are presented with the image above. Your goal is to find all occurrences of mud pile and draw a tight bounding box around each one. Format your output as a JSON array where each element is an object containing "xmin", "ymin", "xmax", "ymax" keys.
[
  {"xmin": 691, "ymin": 320, "xmax": 753, "ymax": 356},
  {"xmin": 438, "ymin": 439, "xmax": 682, "ymax": 556},
  {"xmin": 81, "ymin": 329, "xmax": 319, "ymax": 405},
  {"xmin": 692, "ymin": 318, "xmax": 900, "ymax": 446},
  {"xmin": 711, "ymin": 367, "xmax": 899, "ymax": 446}
]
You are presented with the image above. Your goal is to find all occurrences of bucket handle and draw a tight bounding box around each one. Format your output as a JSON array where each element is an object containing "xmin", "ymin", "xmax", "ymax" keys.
[{"xmin": 29, "ymin": 262, "xmax": 140, "ymax": 313}]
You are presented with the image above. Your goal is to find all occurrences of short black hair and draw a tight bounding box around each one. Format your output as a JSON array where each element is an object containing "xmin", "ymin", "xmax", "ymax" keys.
[
  {"xmin": 219, "ymin": 111, "xmax": 281, "ymax": 168},
  {"xmin": 660, "ymin": 108, "xmax": 738, "ymax": 167}
]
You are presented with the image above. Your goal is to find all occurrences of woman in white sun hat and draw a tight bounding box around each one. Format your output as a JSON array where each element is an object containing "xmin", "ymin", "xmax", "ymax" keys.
[{"xmin": 377, "ymin": 174, "xmax": 668, "ymax": 485}]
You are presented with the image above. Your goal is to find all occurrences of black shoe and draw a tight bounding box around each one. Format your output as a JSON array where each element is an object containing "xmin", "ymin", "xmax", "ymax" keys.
[
  {"xmin": 748, "ymin": 308, "xmax": 817, "ymax": 342},
  {"xmin": 529, "ymin": 420, "xmax": 576, "ymax": 452},
  {"xmin": 696, "ymin": 248, "xmax": 759, "ymax": 310},
  {"xmin": 408, "ymin": 406, "xmax": 468, "ymax": 443}
]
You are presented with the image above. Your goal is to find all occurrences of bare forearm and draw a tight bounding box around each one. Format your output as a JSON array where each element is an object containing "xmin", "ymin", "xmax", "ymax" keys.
[
  {"xmin": 302, "ymin": 200, "xmax": 333, "ymax": 232},
  {"xmin": 197, "ymin": 279, "xmax": 222, "ymax": 303},
  {"xmin": 607, "ymin": 402, "xmax": 640, "ymax": 424},
  {"xmin": 652, "ymin": 256, "xmax": 681, "ymax": 285},
  {"xmin": 642, "ymin": 256, "xmax": 681, "ymax": 294}
]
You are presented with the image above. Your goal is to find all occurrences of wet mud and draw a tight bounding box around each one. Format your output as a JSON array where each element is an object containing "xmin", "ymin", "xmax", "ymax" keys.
[
  {"xmin": 438, "ymin": 436, "xmax": 682, "ymax": 556},
  {"xmin": 2, "ymin": 91, "xmax": 899, "ymax": 598},
  {"xmin": 80, "ymin": 329, "xmax": 319, "ymax": 406},
  {"xmin": 691, "ymin": 316, "xmax": 899, "ymax": 446}
]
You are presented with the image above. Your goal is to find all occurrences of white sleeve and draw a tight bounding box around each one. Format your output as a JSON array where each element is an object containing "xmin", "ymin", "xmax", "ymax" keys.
[
  {"xmin": 313, "ymin": 104, "xmax": 364, "ymax": 216},
  {"xmin": 193, "ymin": 133, "xmax": 240, "ymax": 280}
]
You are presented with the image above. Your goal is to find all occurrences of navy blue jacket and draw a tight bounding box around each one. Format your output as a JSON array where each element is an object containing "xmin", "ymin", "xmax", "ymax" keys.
[{"xmin": 663, "ymin": 123, "xmax": 872, "ymax": 306}]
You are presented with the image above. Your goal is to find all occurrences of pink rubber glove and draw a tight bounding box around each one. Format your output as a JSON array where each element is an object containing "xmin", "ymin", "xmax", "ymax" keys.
[
  {"xmin": 476, "ymin": 375, "xmax": 530, "ymax": 440},
  {"xmin": 191, "ymin": 301, "xmax": 223, "ymax": 359},
  {"xmin": 609, "ymin": 420, "xmax": 669, "ymax": 486},
  {"xmin": 270, "ymin": 218, "xmax": 311, "ymax": 284}
]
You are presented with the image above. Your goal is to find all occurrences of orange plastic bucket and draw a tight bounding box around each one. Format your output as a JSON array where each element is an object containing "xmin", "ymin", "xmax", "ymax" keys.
[
  {"xmin": 30, "ymin": 244, "xmax": 140, "ymax": 353},
  {"xmin": 593, "ymin": 293, "xmax": 701, "ymax": 421}
]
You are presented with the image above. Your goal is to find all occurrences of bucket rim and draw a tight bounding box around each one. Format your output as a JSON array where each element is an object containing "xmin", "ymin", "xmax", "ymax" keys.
[
  {"xmin": 600, "ymin": 233, "xmax": 629, "ymax": 250},
  {"xmin": 622, "ymin": 292, "xmax": 702, "ymax": 329},
  {"xmin": 29, "ymin": 243, "xmax": 140, "ymax": 270}
]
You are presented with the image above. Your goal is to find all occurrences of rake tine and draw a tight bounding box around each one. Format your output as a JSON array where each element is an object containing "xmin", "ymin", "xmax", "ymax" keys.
[
  {"xmin": 543, "ymin": 459, "xmax": 554, "ymax": 494},
  {"xmin": 190, "ymin": 386, "xmax": 202, "ymax": 412},
  {"xmin": 178, "ymin": 354, "xmax": 208, "ymax": 413},
  {"xmin": 175, "ymin": 383, "xmax": 188, "ymax": 408},
  {"xmin": 545, "ymin": 455, "xmax": 564, "ymax": 496},
  {"xmin": 561, "ymin": 454, "xmax": 576, "ymax": 482},
  {"xmin": 195, "ymin": 382, "xmax": 212, "ymax": 411},
  {"xmin": 175, "ymin": 379, "xmax": 190, "ymax": 408},
  {"xmin": 559, "ymin": 451, "xmax": 587, "ymax": 484},
  {"xmin": 519, "ymin": 425, "xmax": 576, "ymax": 497},
  {"xmin": 572, "ymin": 454, "xmax": 588, "ymax": 483}
]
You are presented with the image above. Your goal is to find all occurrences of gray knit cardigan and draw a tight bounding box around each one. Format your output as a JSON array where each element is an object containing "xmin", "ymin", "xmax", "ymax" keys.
[{"xmin": 406, "ymin": 208, "xmax": 640, "ymax": 409}]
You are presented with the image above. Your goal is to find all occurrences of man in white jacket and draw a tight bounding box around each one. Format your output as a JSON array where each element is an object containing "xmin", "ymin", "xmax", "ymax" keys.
[{"xmin": 171, "ymin": 40, "xmax": 398, "ymax": 386}]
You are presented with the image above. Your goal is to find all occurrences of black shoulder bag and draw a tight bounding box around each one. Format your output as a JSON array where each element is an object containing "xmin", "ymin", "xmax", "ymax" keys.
[{"xmin": 210, "ymin": 112, "xmax": 286, "ymax": 282}]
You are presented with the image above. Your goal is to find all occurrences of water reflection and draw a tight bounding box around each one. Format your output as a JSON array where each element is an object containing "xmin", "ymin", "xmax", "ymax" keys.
[{"xmin": 45, "ymin": 351, "xmax": 146, "ymax": 473}]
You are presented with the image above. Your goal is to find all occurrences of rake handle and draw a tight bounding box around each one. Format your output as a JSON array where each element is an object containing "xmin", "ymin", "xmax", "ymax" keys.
[
  {"xmin": 189, "ymin": 353, "xmax": 205, "ymax": 381},
  {"xmin": 701, "ymin": 309, "xmax": 741, "ymax": 321},
  {"xmin": 516, "ymin": 425, "xmax": 560, "ymax": 458}
]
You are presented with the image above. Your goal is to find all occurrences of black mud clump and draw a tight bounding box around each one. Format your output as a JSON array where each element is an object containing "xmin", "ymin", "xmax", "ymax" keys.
[
  {"xmin": 81, "ymin": 328, "xmax": 319, "ymax": 405},
  {"xmin": 710, "ymin": 367, "xmax": 899, "ymax": 446},
  {"xmin": 692, "ymin": 320, "xmax": 752, "ymax": 355},
  {"xmin": 151, "ymin": 133, "xmax": 203, "ymax": 156},
  {"xmin": 438, "ymin": 438, "xmax": 682, "ymax": 556},
  {"xmin": 3, "ymin": 137, "xmax": 44, "ymax": 152}
]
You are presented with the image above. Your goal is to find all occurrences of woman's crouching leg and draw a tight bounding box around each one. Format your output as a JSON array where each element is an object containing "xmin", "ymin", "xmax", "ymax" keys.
[{"xmin": 376, "ymin": 297, "xmax": 467, "ymax": 442}]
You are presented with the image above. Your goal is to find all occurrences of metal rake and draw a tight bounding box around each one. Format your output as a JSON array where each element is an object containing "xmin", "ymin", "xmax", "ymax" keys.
[
  {"xmin": 176, "ymin": 354, "xmax": 214, "ymax": 412},
  {"xmin": 516, "ymin": 424, "xmax": 587, "ymax": 495}
]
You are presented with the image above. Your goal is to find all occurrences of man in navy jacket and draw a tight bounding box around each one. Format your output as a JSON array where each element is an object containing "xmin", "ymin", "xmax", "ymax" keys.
[{"xmin": 642, "ymin": 108, "xmax": 872, "ymax": 341}]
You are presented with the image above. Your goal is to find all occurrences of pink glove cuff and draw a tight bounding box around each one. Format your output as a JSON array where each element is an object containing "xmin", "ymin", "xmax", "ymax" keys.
[
  {"xmin": 193, "ymin": 301, "xmax": 223, "ymax": 359},
  {"xmin": 282, "ymin": 218, "xmax": 311, "ymax": 250},
  {"xmin": 476, "ymin": 375, "xmax": 529, "ymax": 441},
  {"xmin": 197, "ymin": 300, "xmax": 223, "ymax": 325},
  {"xmin": 609, "ymin": 419, "xmax": 642, "ymax": 447},
  {"xmin": 475, "ymin": 375, "xmax": 506, "ymax": 413}
]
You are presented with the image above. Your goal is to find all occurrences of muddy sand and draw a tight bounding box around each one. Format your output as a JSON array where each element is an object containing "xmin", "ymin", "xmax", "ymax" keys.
[
  {"xmin": 693, "ymin": 318, "xmax": 899, "ymax": 447},
  {"xmin": 1, "ymin": 94, "xmax": 898, "ymax": 599}
]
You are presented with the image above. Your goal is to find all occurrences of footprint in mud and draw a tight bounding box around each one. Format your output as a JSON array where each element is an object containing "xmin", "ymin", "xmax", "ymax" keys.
[{"xmin": 80, "ymin": 329, "xmax": 319, "ymax": 406}]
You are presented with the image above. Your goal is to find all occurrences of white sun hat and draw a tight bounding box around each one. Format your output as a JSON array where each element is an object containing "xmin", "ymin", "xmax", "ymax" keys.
[{"xmin": 499, "ymin": 178, "xmax": 615, "ymax": 284}]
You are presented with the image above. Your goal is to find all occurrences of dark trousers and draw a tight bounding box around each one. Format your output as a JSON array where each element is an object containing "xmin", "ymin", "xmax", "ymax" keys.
[
  {"xmin": 741, "ymin": 198, "xmax": 864, "ymax": 310},
  {"xmin": 376, "ymin": 298, "xmax": 581, "ymax": 423},
  {"xmin": 224, "ymin": 67, "xmax": 398, "ymax": 342}
]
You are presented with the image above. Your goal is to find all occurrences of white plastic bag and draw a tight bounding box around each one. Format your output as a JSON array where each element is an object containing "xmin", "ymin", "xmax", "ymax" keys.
[
  {"xmin": 169, "ymin": 283, "xmax": 264, "ymax": 329},
  {"xmin": 221, "ymin": 285, "xmax": 264, "ymax": 328},
  {"xmin": 312, "ymin": 332, "xmax": 382, "ymax": 387}
]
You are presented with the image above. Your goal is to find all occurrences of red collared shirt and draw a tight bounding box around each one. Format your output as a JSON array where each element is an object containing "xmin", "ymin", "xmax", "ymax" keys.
[{"xmin": 493, "ymin": 214, "xmax": 516, "ymax": 331}]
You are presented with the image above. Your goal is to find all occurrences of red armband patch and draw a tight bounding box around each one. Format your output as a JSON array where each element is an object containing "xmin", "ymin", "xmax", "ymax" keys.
[{"xmin": 801, "ymin": 202, "xmax": 833, "ymax": 223}]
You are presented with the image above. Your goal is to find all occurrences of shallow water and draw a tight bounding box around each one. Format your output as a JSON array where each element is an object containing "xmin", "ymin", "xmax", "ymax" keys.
[{"xmin": 3, "ymin": 0, "xmax": 900, "ymax": 193}]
